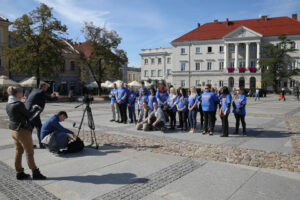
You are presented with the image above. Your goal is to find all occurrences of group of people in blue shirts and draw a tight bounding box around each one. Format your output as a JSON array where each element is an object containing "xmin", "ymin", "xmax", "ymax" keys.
[{"xmin": 109, "ymin": 81, "xmax": 247, "ymax": 137}]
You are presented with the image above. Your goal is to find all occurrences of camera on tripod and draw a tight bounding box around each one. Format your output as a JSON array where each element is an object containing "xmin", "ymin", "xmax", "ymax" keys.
[{"xmin": 82, "ymin": 95, "xmax": 94, "ymax": 104}]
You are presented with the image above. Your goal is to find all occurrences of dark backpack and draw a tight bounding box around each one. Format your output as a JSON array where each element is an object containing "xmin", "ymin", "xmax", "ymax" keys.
[{"xmin": 67, "ymin": 137, "xmax": 84, "ymax": 153}]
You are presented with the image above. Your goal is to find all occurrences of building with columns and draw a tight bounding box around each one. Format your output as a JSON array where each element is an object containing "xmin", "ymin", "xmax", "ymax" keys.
[{"xmin": 140, "ymin": 14, "xmax": 300, "ymax": 91}]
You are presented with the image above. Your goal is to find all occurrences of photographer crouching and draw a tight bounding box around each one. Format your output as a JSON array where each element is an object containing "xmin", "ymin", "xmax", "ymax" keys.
[
  {"xmin": 6, "ymin": 86, "xmax": 46, "ymax": 180},
  {"xmin": 40, "ymin": 111, "xmax": 77, "ymax": 154}
]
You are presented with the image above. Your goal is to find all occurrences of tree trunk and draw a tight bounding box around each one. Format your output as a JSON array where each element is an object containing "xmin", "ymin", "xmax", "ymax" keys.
[{"xmin": 98, "ymin": 59, "xmax": 102, "ymax": 96}]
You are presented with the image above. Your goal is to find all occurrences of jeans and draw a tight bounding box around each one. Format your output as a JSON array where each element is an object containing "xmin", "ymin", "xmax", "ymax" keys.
[
  {"xmin": 11, "ymin": 129, "xmax": 37, "ymax": 173},
  {"xmin": 168, "ymin": 111, "xmax": 176, "ymax": 128},
  {"xmin": 198, "ymin": 105, "xmax": 204, "ymax": 126},
  {"xmin": 255, "ymin": 94, "xmax": 260, "ymax": 101},
  {"xmin": 188, "ymin": 109, "xmax": 197, "ymax": 129},
  {"xmin": 118, "ymin": 103, "xmax": 127, "ymax": 122},
  {"xmin": 111, "ymin": 102, "xmax": 120, "ymax": 121},
  {"xmin": 234, "ymin": 114, "xmax": 246, "ymax": 134},
  {"xmin": 31, "ymin": 116, "xmax": 42, "ymax": 146},
  {"xmin": 128, "ymin": 106, "xmax": 136, "ymax": 123},
  {"xmin": 203, "ymin": 111, "xmax": 215, "ymax": 132},
  {"xmin": 178, "ymin": 111, "xmax": 188, "ymax": 130},
  {"xmin": 222, "ymin": 114, "xmax": 229, "ymax": 136}
]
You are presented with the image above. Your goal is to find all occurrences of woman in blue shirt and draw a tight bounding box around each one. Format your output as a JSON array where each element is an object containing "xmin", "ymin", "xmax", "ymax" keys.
[
  {"xmin": 156, "ymin": 83, "xmax": 169, "ymax": 108},
  {"xmin": 176, "ymin": 88, "xmax": 188, "ymax": 131},
  {"xmin": 232, "ymin": 87, "xmax": 247, "ymax": 136},
  {"xmin": 167, "ymin": 87, "xmax": 177, "ymax": 130},
  {"xmin": 188, "ymin": 87, "xmax": 198, "ymax": 133},
  {"xmin": 220, "ymin": 86, "xmax": 232, "ymax": 137},
  {"xmin": 201, "ymin": 84, "xmax": 219, "ymax": 135},
  {"xmin": 148, "ymin": 87, "xmax": 157, "ymax": 111},
  {"xmin": 138, "ymin": 89, "xmax": 148, "ymax": 116}
]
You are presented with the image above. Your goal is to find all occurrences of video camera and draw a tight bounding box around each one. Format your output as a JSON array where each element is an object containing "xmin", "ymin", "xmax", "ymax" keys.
[{"xmin": 82, "ymin": 95, "xmax": 94, "ymax": 104}]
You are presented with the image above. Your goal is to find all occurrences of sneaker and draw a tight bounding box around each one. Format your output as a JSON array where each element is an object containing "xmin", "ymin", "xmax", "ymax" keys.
[
  {"xmin": 115, "ymin": 120, "xmax": 119, "ymax": 123},
  {"xmin": 242, "ymin": 132, "xmax": 247, "ymax": 136},
  {"xmin": 110, "ymin": 119, "xmax": 115, "ymax": 122},
  {"xmin": 220, "ymin": 134, "xmax": 228, "ymax": 137},
  {"xmin": 32, "ymin": 168, "xmax": 47, "ymax": 180},
  {"xmin": 161, "ymin": 127, "xmax": 166, "ymax": 133},
  {"xmin": 39, "ymin": 144, "xmax": 46, "ymax": 149},
  {"xmin": 16, "ymin": 172, "xmax": 30, "ymax": 180}
]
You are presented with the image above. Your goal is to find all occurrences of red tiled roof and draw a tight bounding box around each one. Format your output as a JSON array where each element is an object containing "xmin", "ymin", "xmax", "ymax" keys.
[
  {"xmin": 173, "ymin": 16, "xmax": 300, "ymax": 42},
  {"xmin": 74, "ymin": 41, "xmax": 92, "ymax": 58}
]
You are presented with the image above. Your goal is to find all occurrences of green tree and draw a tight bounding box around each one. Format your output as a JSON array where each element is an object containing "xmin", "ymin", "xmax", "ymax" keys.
[
  {"xmin": 259, "ymin": 35, "xmax": 299, "ymax": 92},
  {"xmin": 79, "ymin": 22, "xmax": 128, "ymax": 95},
  {"xmin": 2, "ymin": 3, "xmax": 67, "ymax": 87}
]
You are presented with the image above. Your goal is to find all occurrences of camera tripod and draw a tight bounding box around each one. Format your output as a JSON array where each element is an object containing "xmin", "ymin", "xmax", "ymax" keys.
[{"xmin": 74, "ymin": 102, "xmax": 99, "ymax": 149}]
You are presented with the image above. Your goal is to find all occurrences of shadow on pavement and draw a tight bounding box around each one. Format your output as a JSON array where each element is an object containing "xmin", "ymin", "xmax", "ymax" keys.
[{"xmin": 47, "ymin": 173, "xmax": 149, "ymax": 185}]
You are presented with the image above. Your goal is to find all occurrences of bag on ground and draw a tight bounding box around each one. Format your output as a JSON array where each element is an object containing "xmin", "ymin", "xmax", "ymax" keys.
[{"xmin": 67, "ymin": 137, "xmax": 84, "ymax": 153}]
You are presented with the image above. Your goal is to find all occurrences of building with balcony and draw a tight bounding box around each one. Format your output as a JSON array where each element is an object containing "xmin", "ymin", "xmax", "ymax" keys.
[
  {"xmin": 126, "ymin": 67, "xmax": 141, "ymax": 83},
  {"xmin": 140, "ymin": 14, "xmax": 300, "ymax": 91}
]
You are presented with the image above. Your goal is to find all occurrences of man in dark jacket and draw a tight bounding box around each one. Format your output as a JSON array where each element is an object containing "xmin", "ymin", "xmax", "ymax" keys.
[{"xmin": 25, "ymin": 83, "xmax": 58, "ymax": 148}]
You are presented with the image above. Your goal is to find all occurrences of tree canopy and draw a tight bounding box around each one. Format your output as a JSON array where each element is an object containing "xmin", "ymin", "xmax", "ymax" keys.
[
  {"xmin": 259, "ymin": 35, "xmax": 299, "ymax": 92},
  {"xmin": 2, "ymin": 3, "xmax": 67, "ymax": 87},
  {"xmin": 79, "ymin": 22, "xmax": 128, "ymax": 95}
]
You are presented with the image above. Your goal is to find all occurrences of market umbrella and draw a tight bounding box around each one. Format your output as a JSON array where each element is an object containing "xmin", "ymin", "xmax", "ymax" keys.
[
  {"xmin": 113, "ymin": 80, "xmax": 123, "ymax": 87},
  {"xmin": 144, "ymin": 81, "xmax": 152, "ymax": 87},
  {"xmin": 19, "ymin": 76, "xmax": 48, "ymax": 87},
  {"xmin": 0, "ymin": 75, "xmax": 20, "ymax": 87},
  {"xmin": 87, "ymin": 81, "xmax": 99, "ymax": 88},
  {"xmin": 128, "ymin": 81, "xmax": 141, "ymax": 87},
  {"xmin": 102, "ymin": 80, "xmax": 113, "ymax": 88}
]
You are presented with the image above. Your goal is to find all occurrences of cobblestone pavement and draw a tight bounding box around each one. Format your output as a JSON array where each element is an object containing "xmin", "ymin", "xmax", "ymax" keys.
[
  {"xmin": 95, "ymin": 159, "xmax": 205, "ymax": 200},
  {"xmin": 82, "ymin": 129, "xmax": 300, "ymax": 173},
  {"xmin": 0, "ymin": 161, "xmax": 59, "ymax": 200}
]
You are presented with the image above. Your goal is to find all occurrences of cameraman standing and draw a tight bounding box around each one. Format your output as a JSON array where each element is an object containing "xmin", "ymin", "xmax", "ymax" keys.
[
  {"xmin": 116, "ymin": 82, "xmax": 128, "ymax": 124},
  {"xmin": 26, "ymin": 83, "xmax": 58, "ymax": 148}
]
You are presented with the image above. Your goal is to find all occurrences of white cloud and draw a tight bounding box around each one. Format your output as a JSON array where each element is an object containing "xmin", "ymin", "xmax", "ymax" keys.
[{"xmin": 35, "ymin": 0, "xmax": 110, "ymax": 27}]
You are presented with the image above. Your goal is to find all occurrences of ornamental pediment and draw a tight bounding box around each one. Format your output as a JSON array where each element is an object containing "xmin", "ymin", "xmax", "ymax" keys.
[{"xmin": 223, "ymin": 26, "xmax": 262, "ymax": 40}]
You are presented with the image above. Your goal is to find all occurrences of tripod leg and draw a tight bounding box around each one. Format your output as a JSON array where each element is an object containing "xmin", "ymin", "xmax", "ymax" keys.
[{"xmin": 77, "ymin": 107, "xmax": 87, "ymax": 136}]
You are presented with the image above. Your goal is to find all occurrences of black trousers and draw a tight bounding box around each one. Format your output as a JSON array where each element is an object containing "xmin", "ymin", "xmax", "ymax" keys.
[
  {"xmin": 178, "ymin": 111, "xmax": 188, "ymax": 130},
  {"xmin": 234, "ymin": 114, "xmax": 246, "ymax": 133},
  {"xmin": 168, "ymin": 111, "xmax": 176, "ymax": 128},
  {"xmin": 31, "ymin": 116, "xmax": 42, "ymax": 146},
  {"xmin": 203, "ymin": 111, "xmax": 215, "ymax": 132},
  {"xmin": 118, "ymin": 103, "xmax": 127, "ymax": 122},
  {"xmin": 222, "ymin": 114, "xmax": 229, "ymax": 136},
  {"xmin": 198, "ymin": 105, "xmax": 204, "ymax": 126}
]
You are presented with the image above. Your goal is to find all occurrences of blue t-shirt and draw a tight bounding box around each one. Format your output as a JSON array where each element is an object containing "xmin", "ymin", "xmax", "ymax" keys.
[
  {"xmin": 40, "ymin": 115, "xmax": 73, "ymax": 140},
  {"xmin": 138, "ymin": 87, "xmax": 149, "ymax": 96},
  {"xmin": 116, "ymin": 87, "xmax": 127, "ymax": 103},
  {"xmin": 156, "ymin": 90, "xmax": 169, "ymax": 107},
  {"xmin": 138, "ymin": 95, "xmax": 148, "ymax": 110},
  {"xmin": 176, "ymin": 96, "xmax": 188, "ymax": 112},
  {"xmin": 128, "ymin": 91, "xmax": 136, "ymax": 107},
  {"xmin": 233, "ymin": 94, "xmax": 247, "ymax": 115},
  {"xmin": 221, "ymin": 94, "xmax": 232, "ymax": 114},
  {"xmin": 125, "ymin": 88, "xmax": 130, "ymax": 102},
  {"xmin": 110, "ymin": 89, "xmax": 117, "ymax": 103},
  {"xmin": 167, "ymin": 95, "xmax": 177, "ymax": 112},
  {"xmin": 148, "ymin": 95, "xmax": 157, "ymax": 111},
  {"xmin": 188, "ymin": 94, "xmax": 199, "ymax": 110},
  {"xmin": 201, "ymin": 92, "xmax": 219, "ymax": 111}
]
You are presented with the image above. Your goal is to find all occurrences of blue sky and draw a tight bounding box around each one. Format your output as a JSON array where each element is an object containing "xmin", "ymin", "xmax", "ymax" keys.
[{"xmin": 1, "ymin": 0, "xmax": 300, "ymax": 67}]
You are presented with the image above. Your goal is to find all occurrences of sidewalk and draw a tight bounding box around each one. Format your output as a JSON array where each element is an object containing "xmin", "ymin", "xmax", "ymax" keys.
[{"xmin": 0, "ymin": 95, "xmax": 300, "ymax": 199}]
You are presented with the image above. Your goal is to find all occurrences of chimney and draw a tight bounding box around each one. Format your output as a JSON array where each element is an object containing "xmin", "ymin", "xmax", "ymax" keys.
[
  {"xmin": 292, "ymin": 13, "xmax": 298, "ymax": 20},
  {"xmin": 214, "ymin": 19, "xmax": 218, "ymax": 23},
  {"xmin": 226, "ymin": 18, "xmax": 229, "ymax": 26},
  {"xmin": 197, "ymin": 23, "xmax": 201, "ymax": 28},
  {"xmin": 261, "ymin": 15, "xmax": 268, "ymax": 21}
]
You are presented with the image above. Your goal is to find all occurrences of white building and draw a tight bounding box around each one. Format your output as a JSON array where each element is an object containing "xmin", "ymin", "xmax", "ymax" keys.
[{"xmin": 140, "ymin": 14, "xmax": 300, "ymax": 91}]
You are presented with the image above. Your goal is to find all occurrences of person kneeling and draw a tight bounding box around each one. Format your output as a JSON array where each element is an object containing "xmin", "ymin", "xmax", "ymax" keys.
[
  {"xmin": 145, "ymin": 102, "xmax": 166, "ymax": 132},
  {"xmin": 136, "ymin": 101, "xmax": 150, "ymax": 131},
  {"xmin": 41, "ymin": 111, "xmax": 76, "ymax": 154}
]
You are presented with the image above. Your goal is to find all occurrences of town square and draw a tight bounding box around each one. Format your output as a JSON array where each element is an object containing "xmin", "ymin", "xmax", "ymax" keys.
[{"xmin": 0, "ymin": 0, "xmax": 300, "ymax": 199}]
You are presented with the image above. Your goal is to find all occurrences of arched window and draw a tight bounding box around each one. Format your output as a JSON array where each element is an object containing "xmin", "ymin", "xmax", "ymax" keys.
[
  {"xmin": 239, "ymin": 77, "xmax": 245, "ymax": 88},
  {"xmin": 250, "ymin": 77, "xmax": 256, "ymax": 89},
  {"xmin": 228, "ymin": 77, "xmax": 234, "ymax": 89},
  {"xmin": 70, "ymin": 61, "xmax": 75, "ymax": 71}
]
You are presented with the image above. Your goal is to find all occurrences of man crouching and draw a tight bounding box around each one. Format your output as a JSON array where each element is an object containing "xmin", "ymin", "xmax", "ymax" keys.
[{"xmin": 40, "ymin": 111, "xmax": 76, "ymax": 153}]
